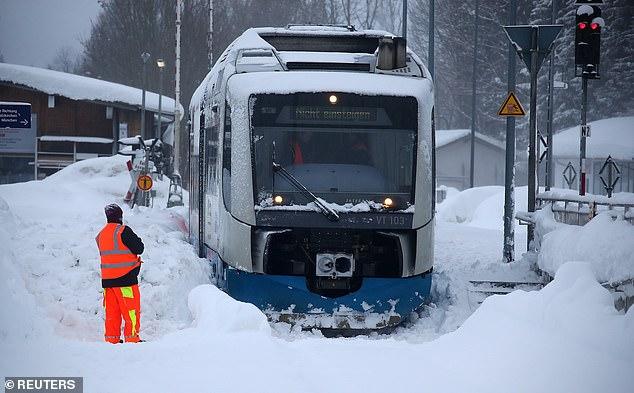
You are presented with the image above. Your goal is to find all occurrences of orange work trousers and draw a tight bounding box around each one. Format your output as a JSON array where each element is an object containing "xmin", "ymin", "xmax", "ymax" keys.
[{"xmin": 103, "ymin": 285, "xmax": 141, "ymax": 343}]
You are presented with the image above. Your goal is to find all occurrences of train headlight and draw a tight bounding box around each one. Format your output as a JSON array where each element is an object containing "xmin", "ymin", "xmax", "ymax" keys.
[
  {"xmin": 273, "ymin": 195, "xmax": 284, "ymax": 205},
  {"xmin": 383, "ymin": 197, "xmax": 394, "ymax": 208},
  {"xmin": 329, "ymin": 94, "xmax": 338, "ymax": 104}
]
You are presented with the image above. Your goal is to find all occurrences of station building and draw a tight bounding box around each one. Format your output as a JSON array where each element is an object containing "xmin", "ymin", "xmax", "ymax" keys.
[
  {"xmin": 0, "ymin": 63, "xmax": 179, "ymax": 183},
  {"xmin": 435, "ymin": 129, "xmax": 506, "ymax": 190},
  {"xmin": 550, "ymin": 117, "xmax": 634, "ymax": 195}
]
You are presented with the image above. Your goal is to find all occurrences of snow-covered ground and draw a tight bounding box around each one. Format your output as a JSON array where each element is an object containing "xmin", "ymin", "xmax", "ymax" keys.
[{"xmin": 1, "ymin": 157, "xmax": 633, "ymax": 392}]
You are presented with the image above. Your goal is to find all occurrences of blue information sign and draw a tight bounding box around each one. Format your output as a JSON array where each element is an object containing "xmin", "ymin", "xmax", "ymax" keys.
[{"xmin": 0, "ymin": 102, "xmax": 32, "ymax": 129}]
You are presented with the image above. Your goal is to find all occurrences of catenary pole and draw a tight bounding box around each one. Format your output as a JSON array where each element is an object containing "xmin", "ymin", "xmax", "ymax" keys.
[
  {"xmin": 579, "ymin": 76, "xmax": 588, "ymax": 195},
  {"xmin": 545, "ymin": 0, "xmax": 557, "ymax": 191},
  {"xmin": 158, "ymin": 63, "xmax": 163, "ymax": 139},
  {"xmin": 402, "ymin": 0, "xmax": 408, "ymax": 39},
  {"xmin": 140, "ymin": 52, "xmax": 150, "ymax": 139},
  {"xmin": 208, "ymin": 0, "xmax": 213, "ymax": 70},
  {"xmin": 428, "ymin": 0, "xmax": 435, "ymax": 78},
  {"xmin": 469, "ymin": 0, "xmax": 480, "ymax": 188},
  {"xmin": 527, "ymin": 26, "xmax": 539, "ymax": 250},
  {"xmin": 503, "ymin": 0, "xmax": 517, "ymax": 263},
  {"xmin": 174, "ymin": 0, "xmax": 182, "ymax": 176}
]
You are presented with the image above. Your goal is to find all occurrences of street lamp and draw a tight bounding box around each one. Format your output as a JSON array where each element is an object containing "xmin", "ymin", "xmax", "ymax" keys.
[
  {"xmin": 140, "ymin": 52, "xmax": 151, "ymax": 139},
  {"xmin": 156, "ymin": 58, "xmax": 165, "ymax": 139}
]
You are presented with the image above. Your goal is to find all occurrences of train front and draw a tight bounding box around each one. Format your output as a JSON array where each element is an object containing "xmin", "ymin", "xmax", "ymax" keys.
[{"xmin": 220, "ymin": 72, "xmax": 434, "ymax": 331}]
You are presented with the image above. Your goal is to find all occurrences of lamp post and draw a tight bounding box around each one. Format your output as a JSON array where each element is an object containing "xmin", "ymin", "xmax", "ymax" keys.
[
  {"xmin": 140, "ymin": 52, "xmax": 151, "ymax": 139},
  {"xmin": 156, "ymin": 58, "xmax": 165, "ymax": 139},
  {"xmin": 469, "ymin": 0, "xmax": 480, "ymax": 188}
]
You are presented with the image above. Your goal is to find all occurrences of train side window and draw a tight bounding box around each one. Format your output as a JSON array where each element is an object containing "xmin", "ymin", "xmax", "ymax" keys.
[
  {"xmin": 222, "ymin": 104, "xmax": 232, "ymax": 211},
  {"xmin": 206, "ymin": 104, "xmax": 220, "ymax": 195}
]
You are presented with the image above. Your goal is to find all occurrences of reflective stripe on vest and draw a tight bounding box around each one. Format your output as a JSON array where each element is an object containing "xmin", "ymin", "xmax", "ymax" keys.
[{"xmin": 96, "ymin": 223, "xmax": 140, "ymax": 279}]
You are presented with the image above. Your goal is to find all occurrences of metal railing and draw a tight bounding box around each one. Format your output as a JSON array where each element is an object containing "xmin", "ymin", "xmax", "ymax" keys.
[{"xmin": 537, "ymin": 195, "xmax": 634, "ymax": 225}]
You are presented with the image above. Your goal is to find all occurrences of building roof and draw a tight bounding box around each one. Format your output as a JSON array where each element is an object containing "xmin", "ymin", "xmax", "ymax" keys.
[
  {"xmin": 39, "ymin": 135, "xmax": 113, "ymax": 144},
  {"xmin": 0, "ymin": 63, "xmax": 182, "ymax": 115},
  {"xmin": 436, "ymin": 129, "xmax": 505, "ymax": 150},
  {"xmin": 552, "ymin": 116, "xmax": 634, "ymax": 160}
]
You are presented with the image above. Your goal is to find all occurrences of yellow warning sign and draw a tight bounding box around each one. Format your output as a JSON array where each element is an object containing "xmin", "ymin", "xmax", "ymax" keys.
[
  {"xmin": 137, "ymin": 175, "xmax": 153, "ymax": 191},
  {"xmin": 498, "ymin": 92, "xmax": 526, "ymax": 117}
]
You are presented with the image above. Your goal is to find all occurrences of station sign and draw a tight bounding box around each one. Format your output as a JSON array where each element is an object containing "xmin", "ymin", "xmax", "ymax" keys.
[
  {"xmin": 0, "ymin": 102, "xmax": 32, "ymax": 129},
  {"xmin": 0, "ymin": 112, "xmax": 37, "ymax": 154}
]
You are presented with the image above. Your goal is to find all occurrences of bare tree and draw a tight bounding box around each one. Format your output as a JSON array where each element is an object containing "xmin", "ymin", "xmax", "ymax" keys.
[{"xmin": 48, "ymin": 46, "xmax": 81, "ymax": 73}]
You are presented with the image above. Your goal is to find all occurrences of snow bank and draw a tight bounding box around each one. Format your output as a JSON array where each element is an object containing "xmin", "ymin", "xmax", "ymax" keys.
[
  {"xmin": 2, "ymin": 260, "xmax": 632, "ymax": 393},
  {"xmin": 436, "ymin": 186, "xmax": 504, "ymax": 224},
  {"xmin": 0, "ymin": 196, "xmax": 54, "ymax": 343},
  {"xmin": 0, "ymin": 156, "xmax": 210, "ymax": 341},
  {"xmin": 537, "ymin": 209, "xmax": 634, "ymax": 284},
  {"xmin": 435, "ymin": 186, "xmax": 530, "ymax": 231},
  {"xmin": 442, "ymin": 262, "xmax": 634, "ymax": 392},
  {"xmin": 1, "ymin": 156, "xmax": 633, "ymax": 392},
  {"xmin": 187, "ymin": 285, "xmax": 270, "ymax": 334}
]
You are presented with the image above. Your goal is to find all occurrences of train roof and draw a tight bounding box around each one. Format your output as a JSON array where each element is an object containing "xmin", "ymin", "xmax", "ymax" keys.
[{"xmin": 191, "ymin": 26, "xmax": 430, "ymax": 110}]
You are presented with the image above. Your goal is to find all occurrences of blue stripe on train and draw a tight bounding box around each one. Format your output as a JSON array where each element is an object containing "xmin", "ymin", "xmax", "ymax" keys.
[{"xmin": 221, "ymin": 267, "xmax": 432, "ymax": 316}]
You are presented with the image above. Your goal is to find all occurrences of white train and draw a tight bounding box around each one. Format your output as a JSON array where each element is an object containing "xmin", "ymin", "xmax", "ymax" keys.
[{"xmin": 189, "ymin": 25, "xmax": 435, "ymax": 331}]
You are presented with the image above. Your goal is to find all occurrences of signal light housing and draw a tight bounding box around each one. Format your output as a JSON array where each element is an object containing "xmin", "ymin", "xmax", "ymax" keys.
[{"xmin": 575, "ymin": 5, "xmax": 602, "ymax": 78}]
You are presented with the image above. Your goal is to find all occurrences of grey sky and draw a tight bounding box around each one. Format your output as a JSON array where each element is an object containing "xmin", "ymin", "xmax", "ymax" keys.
[{"xmin": 0, "ymin": 0, "xmax": 101, "ymax": 67}]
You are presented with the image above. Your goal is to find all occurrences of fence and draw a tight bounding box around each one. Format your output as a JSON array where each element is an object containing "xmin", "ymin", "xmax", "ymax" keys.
[{"xmin": 536, "ymin": 194, "xmax": 634, "ymax": 226}]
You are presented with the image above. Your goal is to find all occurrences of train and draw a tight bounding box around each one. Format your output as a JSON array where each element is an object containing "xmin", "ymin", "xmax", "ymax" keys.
[{"xmin": 188, "ymin": 25, "xmax": 436, "ymax": 331}]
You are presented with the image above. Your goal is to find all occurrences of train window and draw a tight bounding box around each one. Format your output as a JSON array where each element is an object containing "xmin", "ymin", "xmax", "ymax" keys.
[
  {"xmin": 206, "ymin": 103, "xmax": 220, "ymax": 196},
  {"xmin": 250, "ymin": 93, "xmax": 417, "ymax": 207},
  {"xmin": 222, "ymin": 104, "xmax": 232, "ymax": 211}
]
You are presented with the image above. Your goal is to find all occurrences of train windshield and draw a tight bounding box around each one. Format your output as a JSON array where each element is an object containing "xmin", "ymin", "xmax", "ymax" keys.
[{"xmin": 251, "ymin": 93, "xmax": 417, "ymax": 208}]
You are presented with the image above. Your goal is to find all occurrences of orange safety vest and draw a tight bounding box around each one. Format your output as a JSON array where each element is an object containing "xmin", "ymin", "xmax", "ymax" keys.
[{"xmin": 96, "ymin": 223, "xmax": 141, "ymax": 280}]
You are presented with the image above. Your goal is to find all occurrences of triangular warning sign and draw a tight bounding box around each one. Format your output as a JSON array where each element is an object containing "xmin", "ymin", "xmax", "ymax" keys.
[{"xmin": 498, "ymin": 91, "xmax": 526, "ymax": 117}]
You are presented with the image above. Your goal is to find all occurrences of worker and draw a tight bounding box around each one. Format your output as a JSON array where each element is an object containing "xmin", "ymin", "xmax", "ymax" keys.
[{"xmin": 96, "ymin": 204, "xmax": 144, "ymax": 343}]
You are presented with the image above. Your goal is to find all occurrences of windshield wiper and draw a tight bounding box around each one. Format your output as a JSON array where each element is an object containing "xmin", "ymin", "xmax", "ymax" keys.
[{"xmin": 272, "ymin": 161, "xmax": 340, "ymax": 222}]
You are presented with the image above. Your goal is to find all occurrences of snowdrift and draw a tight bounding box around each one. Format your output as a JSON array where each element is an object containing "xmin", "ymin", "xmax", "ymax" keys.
[
  {"xmin": 437, "ymin": 186, "xmax": 528, "ymax": 230},
  {"xmin": 537, "ymin": 208, "xmax": 634, "ymax": 285},
  {"xmin": 1, "ymin": 159, "xmax": 633, "ymax": 392},
  {"xmin": 0, "ymin": 156, "xmax": 210, "ymax": 341}
]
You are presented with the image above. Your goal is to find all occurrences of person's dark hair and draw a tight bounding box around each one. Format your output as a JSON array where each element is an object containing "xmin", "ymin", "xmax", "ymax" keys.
[{"xmin": 104, "ymin": 203, "xmax": 123, "ymax": 223}]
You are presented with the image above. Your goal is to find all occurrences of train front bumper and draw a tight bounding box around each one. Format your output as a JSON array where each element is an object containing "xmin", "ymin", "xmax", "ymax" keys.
[{"xmin": 223, "ymin": 268, "xmax": 432, "ymax": 329}]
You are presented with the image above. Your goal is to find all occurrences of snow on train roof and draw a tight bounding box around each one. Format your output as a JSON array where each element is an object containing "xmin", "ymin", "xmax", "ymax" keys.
[
  {"xmin": 189, "ymin": 26, "xmax": 414, "ymax": 110},
  {"xmin": 251, "ymin": 26, "xmax": 394, "ymax": 37},
  {"xmin": 552, "ymin": 116, "xmax": 634, "ymax": 160},
  {"xmin": 227, "ymin": 71, "xmax": 430, "ymax": 99},
  {"xmin": 0, "ymin": 63, "xmax": 182, "ymax": 115}
]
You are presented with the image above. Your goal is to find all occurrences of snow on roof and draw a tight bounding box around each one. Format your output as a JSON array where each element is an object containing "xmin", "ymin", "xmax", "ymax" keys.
[
  {"xmin": 277, "ymin": 51, "xmax": 374, "ymax": 64},
  {"xmin": 552, "ymin": 117, "xmax": 634, "ymax": 160},
  {"xmin": 39, "ymin": 135, "xmax": 113, "ymax": 144},
  {"xmin": 252, "ymin": 26, "xmax": 393, "ymax": 38},
  {"xmin": 0, "ymin": 101, "xmax": 30, "ymax": 106},
  {"xmin": 436, "ymin": 129, "xmax": 505, "ymax": 150},
  {"xmin": 227, "ymin": 71, "xmax": 430, "ymax": 99},
  {"xmin": 0, "ymin": 63, "xmax": 182, "ymax": 115}
]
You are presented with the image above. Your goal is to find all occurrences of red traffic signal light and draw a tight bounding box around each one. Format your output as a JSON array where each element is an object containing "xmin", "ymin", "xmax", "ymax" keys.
[
  {"xmin": 578, "ymin": 22, "xmax": 588, "ymax": 29},
  {"xmin": 590, "ymin": 22, "xmax": 599, "ymax": 30}
]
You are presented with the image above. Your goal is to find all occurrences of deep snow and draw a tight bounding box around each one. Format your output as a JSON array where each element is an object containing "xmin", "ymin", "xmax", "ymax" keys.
[{"xmin": 1, "ymin": 157, "xmax": 633, "ymax": 392}]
